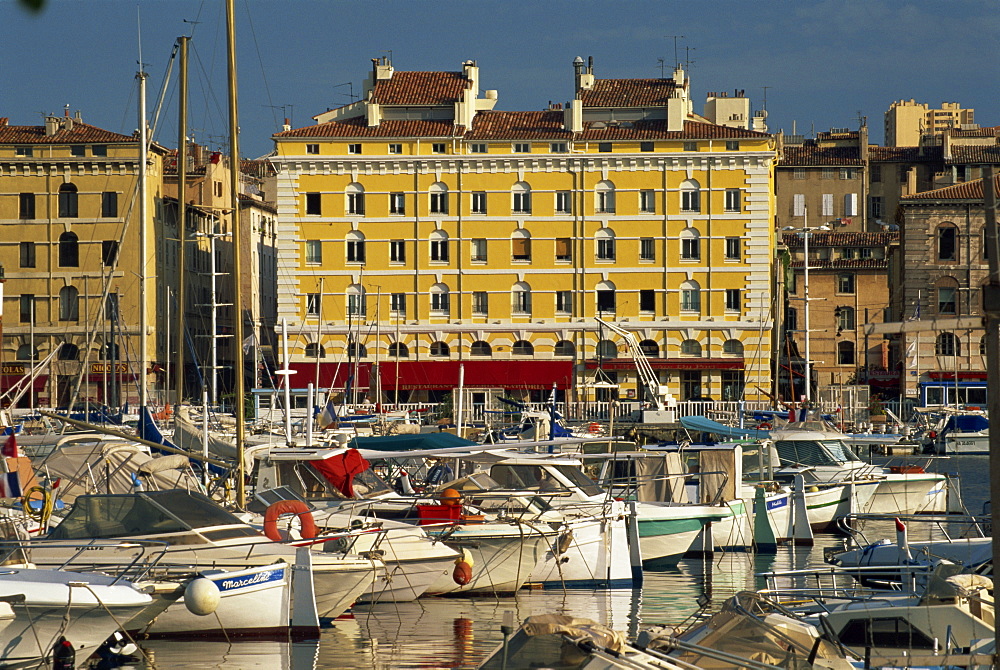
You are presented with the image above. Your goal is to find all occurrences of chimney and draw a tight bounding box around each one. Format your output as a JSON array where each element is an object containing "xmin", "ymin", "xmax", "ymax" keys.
[
  {"xmin": 73, "ymin": 110, "xmax": 82, "ymax": 123},
  {"xmin": 282, "ymin": 117, "xmax": 291, "ymax": 132},
  {"xmin": 44, "ymin": 116, "xmax": 59, "ymax": 136},
  {"xmin": 575, "ymin": 56, "xmax": 595, "ymax": 91}
]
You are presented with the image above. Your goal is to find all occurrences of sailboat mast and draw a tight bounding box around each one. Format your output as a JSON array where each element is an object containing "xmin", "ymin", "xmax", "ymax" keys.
[
  {"xmin": 138, "ymin": 67, "xmax": 149, "ymax": 414},
  {"xmin": 175, "ymin": 35, "xmax": 189, "ymax": 407},
  {"xmin": 225, "ymin": 0, "xmax": 246, "ymax": 508}
]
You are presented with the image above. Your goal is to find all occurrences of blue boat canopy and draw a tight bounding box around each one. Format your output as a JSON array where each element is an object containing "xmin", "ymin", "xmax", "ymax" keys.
[
  {"xmin": 944, "ymin": 414, "xmax": 989, "ymax": 433},
  {"xmin": 680, "ymin": 415, "xmax": 771, "ymax": 440},
  {"xmin": 346, "ymin": 432, "xmax": 478, "ymax": 451}
]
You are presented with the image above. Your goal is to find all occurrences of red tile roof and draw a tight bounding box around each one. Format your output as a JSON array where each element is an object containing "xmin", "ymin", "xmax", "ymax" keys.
[
  {"xmin": 466, "ymin": 111, "xmax": 572, "ymax": 140},
  {"xmin": 788, "ymin": 258, "xmax": 890, "ymax": 270},
  {"xmin": 275, "ymin": 117, "xmax": 463, "ymax": 139},
  {"xmin": 949, "ymin": 126, "xmax": 1000, "ymax": 137},
  {"xmin": 779, "ymin": 145, "xmax": 864, "ymax": 166},
  {"xmin": 902, "ymin": 173, "xmax": 1000, "ymax": 201},
  {"xmin": 580, "ymin": 78, "xmax": 677, "ymax": 107},
  {"xmin": 370, "ymin": 71, "xmax": 471, "ymax": 106},
  {"xmin": 781, "ymin": 231, "xmax": 899, "ymax": 247},
  {"xmin": 869, "ymin": 146, "xmax": 943, "ymax": 162},
  {"xmin": 241, "ymin": 158, "xmax": 276, "ymax": 178},
  {"xmin": 577, "ymin": 119, "xmax": 770, "ymax": 141},
  {"xmin": 946, "ymin": 146, "xmax": 1000, "ymax": 165},
  {"xmin": 0, "ymin": 121, "xmax": 137, "ymax": 144}
]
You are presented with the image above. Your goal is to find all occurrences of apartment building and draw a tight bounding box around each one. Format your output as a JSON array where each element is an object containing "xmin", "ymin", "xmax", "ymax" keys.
[
  {"xmin": 268, "ymin": 57, "xmax": 778, "ymax": 406},
  {"xmin": 885, "ymin": 99, "xmax": 974, "ymax": 148},
  {"xmin": 0, "ymin": 112, "xmax": 166, "ymax": 408}
]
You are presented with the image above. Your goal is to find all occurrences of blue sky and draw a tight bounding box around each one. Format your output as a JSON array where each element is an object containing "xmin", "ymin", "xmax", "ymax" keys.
[{"xmin": 4, "ymin": 0, "xmax": 999, "ymax": 159}]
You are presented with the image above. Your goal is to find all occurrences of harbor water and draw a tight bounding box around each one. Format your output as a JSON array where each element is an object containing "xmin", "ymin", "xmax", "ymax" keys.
[{"xmin": 117, "ymin": 455, "xmax": 990, "ymax": 670}]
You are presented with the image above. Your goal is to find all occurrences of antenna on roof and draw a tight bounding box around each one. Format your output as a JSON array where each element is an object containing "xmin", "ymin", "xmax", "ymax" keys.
[
  {"xmin": 666, "ymin": 35, "xmax": 685, "ymax": 67},
  {"xmin": 762, "ymin": 86, "xmax": 771, "ymax": 113},
  {"xmin": 264, "ymin": 104, "xmax": 295, "ymax": 129},
  {"xmin": 657, "ymin": 58, "xmax": 665, "ymax": 78},
  {"xmin": 333, "ymin": 82, "xmax": 357, "ymax": 103},
  {"xmin": 382, "ymin": 50, "xmax": 393, "ymax": 66},
  {"xmin": 685, "ymin": 46, "xmax": 696, "ymax": 70}
]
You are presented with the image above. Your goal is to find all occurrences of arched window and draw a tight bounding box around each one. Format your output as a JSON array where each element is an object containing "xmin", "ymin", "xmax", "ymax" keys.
[
  {"xmin": 16, "ymin": 344, "xmax": 38, "ymax": 361},
  {"xmin": 937, "ymin": 223, "xmax": 958, "ymax": 261},
  {"xmin": 345, "ymin": 182, "xmax": 365, "ymax": 215},
  {"xmin": 554, "ymin": 340, "xmax": 575, "ymax": 357},
  {"xmin": 837, "ymin": 341, "xmax": 855, "ymax": 365},
  {"xmin": 936, "ymin": 277, "xmax": 958, "ymax": 315},
  {"xmin": 430, "ymin": 283, "xmax": 450, "ymax": 315},
  {"xmin": 59, "ymin": 183, "xmax": 79, "ymax": 218},
  {"xmin": 429, "ymin": 182, "xmax": 449, "ymax": 215},
  {"xmin": 596, "ymin": 339, "xmax": 619, "ymax": 359},
  {"xmin": 345, "ymin": 231, "xmax": 366, "ymax": 263},
  {"xmin": 680, "ymin": 227, "xmax": 701, "ymax": 260},
  {"xmin": 680, "ymin": 280, "xmax": 701, "ymax": 312},
  {"xmin": 346, "ymin": 284, "xmax": 366, "ymax": 317},
  {"xmin": 347, "ymin": 341, "xmax": 368, "ymax": 359},
  {"xmin": 511, "ymin": 228, "xmax": 531, "ymax": 261},
  {"xmin": 639, "ymin": 339, "xmax": 659, "ymax": 357},
  {"xmin": 836, "ymin": 306, "xmax": 856, "ymax": 332},
  {"xmin": 595, "ymin": 180, "xmax": 616, "ymax": 214},
  {"xmin": 595, "ymin": 228, "xmax": 616, "ymax": 261},
  {"xmin": 681, "ymin": 339, "xmax": 702, "ymax": 357},
  {"xmin": 305, "ymin": 343, "xmax": 326, "ymax": 358},
  {"xmin": 58, "ymin": 342, "xmax": 80, "ymax": 360},
  {"xmin": 680, "ymin": 179, "xmax": 701, "ymax": 212},
  {"xmin": 430, "ymin": 341, "xmax": 450, "ymax": 357},
  {"xmin": 388, "ymin": 342, "xmax": 409, "ymax": 358},
  {"xmin": 512, "ymin": 182, "xmax": 531, "ymax": 214},
  {"xmin": 935, "ymin": 332, "xmax": 959, "ymax": 356},
  {"xmin": 723, "ymin": 339, "xmax": 744, "ymax": 357},
  {"xmin": 59, "ymin": 286, "xmax": 79, "ymax": 321},
  {"xmin": 470, "ymin": 341, "xmax": 492, "ymax": 356},
  {"xmin": 512, "ymin": 281, "xmax": 532, "ymax": 315},
  {"xmin": 512, "ymin": 340, "xmax": 534, "ymax": 356},
  {"xmin": 59, "ymin": 232, "xmax": 79, "ymax": 267},
  {"xmin": 429, "ymin": 230, "xmax": 450, "ymax": 262},
  {"xmin": 596, "ymin": 279, "xmax": 616, "ymax": 313}
]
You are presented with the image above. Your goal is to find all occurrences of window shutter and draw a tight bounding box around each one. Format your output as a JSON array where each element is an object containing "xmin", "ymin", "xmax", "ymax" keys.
[
  {"xmin": 512, "ymin": 237, "xmax": 529, "ymax": 258},
  {"xmin": 822, "ymin": 193, "xmax": 833, "ymax": 217},
  {"xmin": 793, "ymin": 194, "xmax": 805, "ymax": 217},
  {"xmin": 555, "ymin": 238, "xmax": 571, "ymax": 258},
  {"xmin": 844, "ymin": 193, "xmax": 858, "ymax": 216}
]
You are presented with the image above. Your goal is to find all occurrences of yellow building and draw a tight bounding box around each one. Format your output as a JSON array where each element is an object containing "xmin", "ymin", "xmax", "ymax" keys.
[
  {"xmin": 269, "ymin": 58, "xmax": 777, "ymax": 407},
  {"xmin": 0, "ymin": 112, "xmax": 166, "ymax": 408},
  {"xmin": 884, "ymin": 99, "xmax": 975, "ymax": 147}
]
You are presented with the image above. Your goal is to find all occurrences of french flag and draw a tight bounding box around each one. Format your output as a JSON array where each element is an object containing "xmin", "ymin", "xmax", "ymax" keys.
[
  {"xmin": 787, "ymin": 407, "xmax": 807, "ymax": 423},
  {"xmin": 1, "ymin": 435, "xmax": 17, "ymax": 459},
  {"xmin": 0, "ymin": 472, "xmax": 21, "ymax": 498}
]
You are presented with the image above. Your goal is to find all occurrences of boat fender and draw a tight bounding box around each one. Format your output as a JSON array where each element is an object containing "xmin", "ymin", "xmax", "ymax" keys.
[
  {"xmin": 588, "ymin": 422, "xmax": 601, "ymax": 435},
  {"xmin": 263, "ymin": 500, "xmax": 317, "ymax": 542},
  {"xmin": 758, "ymin": 422, "xmax": 772, "ymax": 430},
  {"xmin": 555, "ymin": 530, "xmax": 574, "ymax": 555},
  {"xmin": 184, "ymin": 578, "xmax": 221, "ymax": 616},
  {"xmin": 452, "ymin": 548, "xmax": 474, "ymax": 586},
  {"xmin": 808, "ymin": 486, "xmax": 819, "ymax": 493}
]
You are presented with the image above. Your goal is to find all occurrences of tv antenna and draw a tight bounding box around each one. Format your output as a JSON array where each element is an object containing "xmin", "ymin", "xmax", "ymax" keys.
[
  {"xmin": 657, "ymin": 58, "xmax": 665, "ymax": 78},
  {"xmin": 666, "ymin": 35, "xmax": 685, "ymax": 66},
  {"xmin": 333, "ymin": 82, "xmax": 357, "ymax": 103}
]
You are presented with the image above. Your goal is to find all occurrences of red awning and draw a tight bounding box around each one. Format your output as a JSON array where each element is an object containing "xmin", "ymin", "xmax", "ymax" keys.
[
  {"xmin": 289, "ymin": 360, "xmax": 574, "ymax": 390},
  {"xmin": 928, "ymin": 371, "xmax": 988, "ymax": 381}
]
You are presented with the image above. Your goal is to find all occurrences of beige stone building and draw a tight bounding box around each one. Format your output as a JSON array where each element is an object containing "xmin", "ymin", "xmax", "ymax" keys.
[{"xmin": 884, "ymin": 100, "xmax": 974, "ymax": 147}]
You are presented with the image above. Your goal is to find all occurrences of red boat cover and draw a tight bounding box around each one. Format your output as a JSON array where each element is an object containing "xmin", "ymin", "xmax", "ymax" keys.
[{"xmin": 310, "ymin": 449, "xmax": 371, "ymax": 498}]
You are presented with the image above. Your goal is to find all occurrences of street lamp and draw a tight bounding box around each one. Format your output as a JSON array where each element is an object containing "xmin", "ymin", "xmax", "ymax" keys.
[{"xmin": 784, "ymin": 212, "xmax": 831, "ymax": 404}]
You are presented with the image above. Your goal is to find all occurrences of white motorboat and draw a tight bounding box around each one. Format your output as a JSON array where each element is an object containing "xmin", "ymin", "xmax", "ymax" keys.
[
  {"xmin": 33, "ymin": 490, "xmax": 380, "ymax": 626},
  {"xmin": 0, "ymin": 565, "xmax": 158, "ymax": 669},
  {"xmin": 768, "ymin": 421, "xmax": 950, "ymax": 514},
  {"xmin": 251, "ymin": 446, "xmax": 558, "ymax": 595}
]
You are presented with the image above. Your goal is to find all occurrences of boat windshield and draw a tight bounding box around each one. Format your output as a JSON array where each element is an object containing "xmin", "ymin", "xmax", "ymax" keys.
[
  {"xmin": 490, "ymin": 464, "xmax": 604, "ymax": 497},
  {"xmin": 47, "ymin": 490, "xmax": 255, "ymax": 541},
  {"xmin": 774, "ymin": 439, "xmax": 859, "ymax": 467}
]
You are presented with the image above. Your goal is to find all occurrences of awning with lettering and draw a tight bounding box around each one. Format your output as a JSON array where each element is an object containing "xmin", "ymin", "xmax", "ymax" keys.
[{"xmin": 288, "ymin": 360, "xmax": 574, "ymax": 391}]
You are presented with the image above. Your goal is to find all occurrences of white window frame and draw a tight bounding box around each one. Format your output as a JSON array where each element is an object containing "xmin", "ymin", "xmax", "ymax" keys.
[
  {"xmin": 639, "ymin": 238, "xmax": 655, "ymax": 261},
  {"xmin": 305, "ymin": 240, "xmax": 322, "ymax": 265},
  {"xmin": 390, "ymin": 192, "xmax": 405, "ymax": 215},
  {"xmin": 390, "ymin": 292, "xmax": 406, "ymax": 316},
  {"xmin": 472, "ymin": 291, "xmax": 488, "ymax": 315},
  {"xmin": 471, "ymin": 238, "xmax": 487, "ymax": 262},
  {"xmin": 512, "ymin": 142, "xmax": 531, "ymax": 153},
  {"xmin": 347, "ymin": 143, "xmax": 362, "ymax": 154},
  {"xmin": 389, "ymin": 239, "xmax": 406, "ymax": 263},
  {"xmin": 639, "ymin": 190, "xmax": 655, "ymax": 213},
  {"xmin": 306, "ymin": 144, "xmax": 319, "ymax": 154},
  {"xmin": 470, "ymin": 143, "xmax": 487, "ymax": 153},
  {"xmin": 793, "ymin": 193, "xmax": 805, "ymax": 217},
  {"xmin": 844, "ymin": 193, "xmax": 858, "ymax": 216},
  {"xmin": 550, "ymin": 142, "xmax": 568, "ymax": 153},
  {"xmin": 822, "ymin": 193, "xmax": 834, "ymax": 217},
  {"xmin": 471, "ymin": 191, "xmax": 487, "ymax": 214},
  {"xmin": 725, "ymin": 237, "xmax": 741, "ymax": 260},
  {"xmin": 555, "ymin": 290, "xmax": 572, "ymax": 314},
  {"xmin": 432, "ymin": 143, "xmax": 446, "ymax": 154},
  {"xmin": 724, "ymin": 189, "xmax": 741, "ymax": 213},
  {"xmin": 555, "ymin": 191, "xmax": 571, "ymax": 214},
  {"xmin": 388, "ymin": 143, "xmax": 402, "ymax": 154},
  {"xmin": 725, "ymin": 289, "xmax": 741, "ymax": 311}
]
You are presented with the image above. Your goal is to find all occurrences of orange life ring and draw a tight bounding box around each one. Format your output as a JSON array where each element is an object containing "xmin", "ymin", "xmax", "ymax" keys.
[
  {"xmin": 758, "ymin": 422, "xmax": 772, "ymax": 430},
  {"xmin": 263, "ymin": 500, "xmax": 317, "ymax": 542},
  {"xmin": 588, "ymin": 422, "xmax": 601, "ymax": 434}
]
